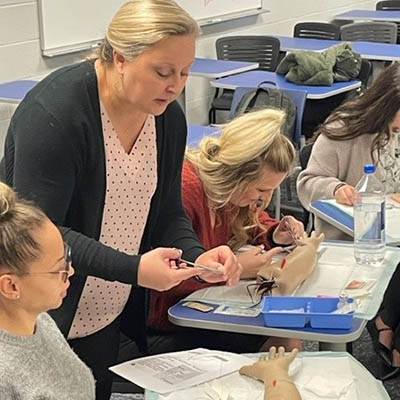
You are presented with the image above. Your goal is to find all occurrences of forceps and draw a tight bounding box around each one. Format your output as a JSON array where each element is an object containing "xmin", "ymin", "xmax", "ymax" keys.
[
  {"xmin": 174, "ymin": 257, "xmax": 223, "ymax": 275},
  {"xmin": 281, "ymin": 214, "xmax": 303, "ymax": 247}
]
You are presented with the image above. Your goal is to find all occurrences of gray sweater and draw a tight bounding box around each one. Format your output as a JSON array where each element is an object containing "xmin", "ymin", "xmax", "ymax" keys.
[
  {"xmin": 297, "ymin": 133, "xmax": 377, "ymax": 240},
  {"xmin": 0, "ymin": 313, "xmax": 95, "ymax": 400}
]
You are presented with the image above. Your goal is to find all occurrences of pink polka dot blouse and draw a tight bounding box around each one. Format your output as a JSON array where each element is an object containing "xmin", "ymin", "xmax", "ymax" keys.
[{"xmin": 68, "ymin": 103, "xmax": 158, "ymax": 339}]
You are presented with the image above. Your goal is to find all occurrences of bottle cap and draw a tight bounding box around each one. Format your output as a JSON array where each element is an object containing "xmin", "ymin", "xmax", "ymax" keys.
[{"xmin": 364, "ymin": 163, "xmax": 375, "ymax": 174}]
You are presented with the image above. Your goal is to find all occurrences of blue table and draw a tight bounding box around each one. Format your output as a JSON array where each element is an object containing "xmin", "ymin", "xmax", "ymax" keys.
[
  {"xmin": 273, "ymin": 35, "xmax": 400, "ymax": 62},
  {"xmin": 0, "ymin": 58, "xmax": 259, "ymax": 105},
  {"xmin": 168, "ymin": 300, "xmax": 366, "ymax": 351},
  {"xmin": 0, "ymin": 80, "xmax": 38, "ymax": 104},
  {"xmin": 211, "ymin": 70, "xmax": 361, "ymax": 100},
  {"xmin": 310, "ymin": 199, "xmax": 400, "ymax": 245},
  {"xmin": 190, "ymin": 57, "xmax": 259, "ymax": 78},
  {"xmin": 187, "ymin": 124, "xmax": 219, "ymax": 147},
  {"xmin": 274, "ymin": 35, "xmax": 339, "ymax": 52},
  {"xmin": 335, "ymin": 9, "xmax": 400, "ymax": 22}
]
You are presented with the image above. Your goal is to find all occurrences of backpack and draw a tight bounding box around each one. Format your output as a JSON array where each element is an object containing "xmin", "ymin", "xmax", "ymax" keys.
[{"xmin": 232, "ymin": 81, "xmax": 297, "ymax": 144}]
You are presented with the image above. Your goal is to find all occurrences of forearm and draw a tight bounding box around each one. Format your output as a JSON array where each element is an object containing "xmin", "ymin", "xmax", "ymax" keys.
[
  {"xmin": 264, "ymin": 380, "xmax": 301, "ymax": 400},
  {"xmin": 61, "ymin": 227, "xmax": 140, "ymax": 285}
]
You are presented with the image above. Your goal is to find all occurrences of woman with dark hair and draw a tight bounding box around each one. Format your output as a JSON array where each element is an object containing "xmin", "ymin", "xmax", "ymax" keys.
[
  {"xmin": 297, "ymin": 62, "xmax": 400, "ymax": 380},
  {"xmin": 297, "ymin": 62, "xmax": 400, "ymax": 240}
]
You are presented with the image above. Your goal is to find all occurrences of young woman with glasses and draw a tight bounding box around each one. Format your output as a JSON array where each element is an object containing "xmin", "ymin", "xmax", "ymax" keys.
[{"xmin": 0, "ymin": 182, "xmax": 95, "ymax": 399}]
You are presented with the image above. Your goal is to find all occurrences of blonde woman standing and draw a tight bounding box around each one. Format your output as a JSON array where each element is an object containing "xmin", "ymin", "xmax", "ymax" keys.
[
  {"xmin": 0, "ymin": 182, "xmax": 95, "ymax": 399},
  {"xmin": 148, "ymin": 109, "xmax": 304, "ymax": 351},
  {"xmin": 0, "ymin": 1, "xmax": 241, "ymax": 398}
]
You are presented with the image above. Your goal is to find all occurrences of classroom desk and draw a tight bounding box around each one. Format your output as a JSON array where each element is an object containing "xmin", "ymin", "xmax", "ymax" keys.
[
  {"xmin": 169, "ymin": 241, "xmax": 400, "ymax": 351},
  {"xmin": 187, "ymin": 124, "xmax": 219, "ymax": 147},
  {"xmin": 310, "ymin": 199, "xmax": 400, "ymax": 245},
  {"xmin": 189, "ymin": 57, "xmax": 259, "ymax": 78},
  {"xmin": 335, "ymin": 9, "xmax": 400, "ymax": 22},
  {"xmin": 274, "ymin": 35, "xmax": 337, "ymax": 52},
  {"xmin": 0, "ymin": 80, "xmax": 37, "ymax": 104},
  {"xmin": 0, "ymin": 58, "xmax": 259, "ymax": 105},
  {"xmin": 169, "ymin": 301, "xmax": 366, "ymax": 351},
  {"xmin": 145, "ymin": 351, "xmax": 390, "ymax": 400},
  {"xmin": 273, "ymin": 35, "xmax": 400, "ymax": 62},
  {"xmin": 210, "ymin": 70, "xmax": 361, "ymax": 100}
]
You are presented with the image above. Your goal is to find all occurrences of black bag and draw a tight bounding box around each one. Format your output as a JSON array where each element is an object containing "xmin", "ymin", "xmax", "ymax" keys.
[{"xmin": 233, "ymin": 81, "xmax": 297, "ymax": 143}]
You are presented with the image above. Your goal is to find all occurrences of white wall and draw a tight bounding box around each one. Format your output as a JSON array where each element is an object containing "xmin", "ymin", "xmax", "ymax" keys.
[{"xmin": 0, "ymin": 0, "xmax": 376, "ymax": 148}]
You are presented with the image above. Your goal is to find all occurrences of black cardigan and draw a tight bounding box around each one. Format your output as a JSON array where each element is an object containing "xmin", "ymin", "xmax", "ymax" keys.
[{"xmin": 0, "ymin": 61, "xmax": 204, "ymax": 347}]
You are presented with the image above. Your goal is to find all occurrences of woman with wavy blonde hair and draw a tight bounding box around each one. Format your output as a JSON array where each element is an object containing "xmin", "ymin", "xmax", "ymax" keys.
[{"xmin": 148, "ymin": 108, "xmax": 304, "ymax": 351}]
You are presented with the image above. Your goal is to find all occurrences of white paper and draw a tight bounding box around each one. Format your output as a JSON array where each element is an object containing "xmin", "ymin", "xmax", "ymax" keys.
[
  {"xmin": 109, "ymin": 348, "xmax": 253, "ymax": 394},
  {"xmin": 156, "ymin": 356, "xmax": 358, "ymax": 400}
]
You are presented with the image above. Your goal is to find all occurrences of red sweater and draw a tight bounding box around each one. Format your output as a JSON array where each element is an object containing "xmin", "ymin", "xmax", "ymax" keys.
[{"xmin": 147, "ymin": 161, "xmax": 279, "ymax": 332}]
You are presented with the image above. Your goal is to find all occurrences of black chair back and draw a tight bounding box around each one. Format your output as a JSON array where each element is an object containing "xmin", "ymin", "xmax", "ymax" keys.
[
  {"xmin": 376, "ymin": 1, "xmax": 400, "ymax": 43},
  {"xmin": 293, "ymin": 22, "xmax": 341, "ymax": 40},
  {"xmin": 216, "ymin": 36, "xmax": 281, "ymax": 71}
]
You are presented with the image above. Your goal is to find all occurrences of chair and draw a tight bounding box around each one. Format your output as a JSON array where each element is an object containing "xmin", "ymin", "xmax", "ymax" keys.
[
  {"xmin": 376, "ymin": 0, "xmax": 400, "ymax": 43},
  {"xmin": 358, "ymin": 58, "xmax": 373, "ymax": 91},
  {"xmin": 340, "ymin": 21, "xmax": 398, "ymax": 43},
  {"xmin": 208, "ymin": 36, "xmax": 280, "ymax": 124},
  {"xmin": 293, "ymin": 22, "xmax": 341, "ymax": 40}
]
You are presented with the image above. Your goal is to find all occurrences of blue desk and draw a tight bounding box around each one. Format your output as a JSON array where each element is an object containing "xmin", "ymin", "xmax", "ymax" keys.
[
  {"xmin": 335, "ymin": 9, "xmax": 400, "ymax": 22},
  {"xmin": 273, "ymin": 35, "xmax": 400, "ymax": 62},
  {"xmin": 211, "ymin": 70, "xmax": 361, "ymax": 100},
  {"xmin": 190, "ymin": 57, "xmax": 259, "ymax": 78},
  {"xmin": 0, "ymin": 80, "xmax": 37, "ymax": 104},
  {"xmin": 352, "ymin": 40, "xmax": 400, "ymax": 61},
  {"xmin": 187, "ymin": 124, "xmax": 219, "ymax": 147},
  {"xmin": 310, "ymin": 199, "xmax": 400, "ymax": 245},
  {"xmin": 0, "ymin": 58, "xmax": 259, "ymax": 106},
  {"xmin": 168, "ymin": 301, "xmax": 366, "ymax": 351},
  {"xmin": 274, "ymin": 35, "xmax": 338, "ymax": 52}
]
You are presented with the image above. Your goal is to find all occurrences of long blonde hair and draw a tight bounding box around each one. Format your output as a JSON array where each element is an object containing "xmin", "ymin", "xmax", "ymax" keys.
[
  {"xmin": 0, "ymin": 182, "xmax": 47, "ymax": 274},
  {"xmin": 97, "ymin": 0, "xmax": 200, "ymax": 63},
  {"xmin": 186, "ymin": 108, "xmax": 295, "ymax": 250}
]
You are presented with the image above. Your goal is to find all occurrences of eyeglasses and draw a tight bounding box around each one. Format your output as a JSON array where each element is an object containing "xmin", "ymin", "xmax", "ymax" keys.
[{"xmin": 0, "ymin": 243, "xmax": 72, "ymax": 283}]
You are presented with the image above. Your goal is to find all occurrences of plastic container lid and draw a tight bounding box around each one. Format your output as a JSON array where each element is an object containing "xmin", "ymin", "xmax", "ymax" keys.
[{"xmin": 364, "ymin": 163, "xmax": 375, "ymax": 174}]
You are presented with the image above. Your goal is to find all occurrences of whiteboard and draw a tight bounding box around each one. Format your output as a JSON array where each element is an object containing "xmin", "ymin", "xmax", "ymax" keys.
[{"xmin": 38, "ymin": 0, "xmax": 263, "ymax": 57}]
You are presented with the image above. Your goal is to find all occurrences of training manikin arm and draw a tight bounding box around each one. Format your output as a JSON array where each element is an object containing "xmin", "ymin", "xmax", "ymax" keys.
[
  {"xmin": 257, "ymin": 232, "xmax": 325, "ymax": 295},
  {"xmin": 239, "ymin": 347, "xmax": 301, "ymax": 400}
]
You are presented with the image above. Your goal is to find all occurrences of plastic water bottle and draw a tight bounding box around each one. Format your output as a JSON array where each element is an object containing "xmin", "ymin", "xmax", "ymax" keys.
[{"xmin": 354, "ymin": 164, "xmax": 386, "ymax": 265}]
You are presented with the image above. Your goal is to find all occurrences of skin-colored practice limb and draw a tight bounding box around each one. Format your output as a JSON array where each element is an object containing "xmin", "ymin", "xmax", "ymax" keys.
[
  {"xmin": 239, "ymin": 346, "xmax": 301, "ymax": 400},
  {"xmin": 257, "ymin": 232, "xmax": 325, "ymax": 295}
]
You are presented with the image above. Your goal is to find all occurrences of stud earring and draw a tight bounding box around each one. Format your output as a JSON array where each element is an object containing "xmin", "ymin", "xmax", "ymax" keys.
[{"xmin": 15, "ymin": 294, "xmax": 20, "ymax": 299}]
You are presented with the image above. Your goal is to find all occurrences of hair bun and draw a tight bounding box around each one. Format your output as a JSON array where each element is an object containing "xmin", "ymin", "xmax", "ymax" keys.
[{"xmin": 0, "ymin": 182, "xmax": 16, "ymax": 219}]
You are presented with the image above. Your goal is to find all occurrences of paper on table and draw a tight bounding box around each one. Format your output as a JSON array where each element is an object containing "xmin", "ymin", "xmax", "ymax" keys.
[
  {"xmin": 156, "ymin": 355, "xmax": 357, "ymax": 400},
  {"xmin": 109, "ymin": 348, "xmax": 252, "ymax": 394}
]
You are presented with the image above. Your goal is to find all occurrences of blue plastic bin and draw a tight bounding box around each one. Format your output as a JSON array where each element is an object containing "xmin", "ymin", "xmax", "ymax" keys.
[{"xmin": 261, "ymin": 296, "xmax": 354, "ymax": 330}]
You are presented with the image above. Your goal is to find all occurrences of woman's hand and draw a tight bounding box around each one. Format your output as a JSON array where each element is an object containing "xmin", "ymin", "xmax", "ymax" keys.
[
  {"xmin": 237, "ymin": 246, "xmax": 283, "ymax": 279},
  {"xmin": 195, "ymin": 245, "xmax": 242, "ymax": 285},
  {"xmin": 272, "ymin": 216, "xmax": 305, "ymax": 245},
  {"xmin": 334, "ymin": 184, "xmax": 356, "ymax": 206},
  {"xmin": 137, "ymin": 248, "xmax": 202, "ymax": 291}
]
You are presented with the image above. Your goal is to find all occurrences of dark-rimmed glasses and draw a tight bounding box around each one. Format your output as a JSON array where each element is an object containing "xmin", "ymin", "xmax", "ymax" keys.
[{"xmin": 0, "ymin": 242, "xmax": 72, "ymax": 283}]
